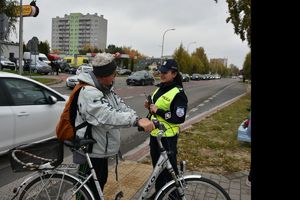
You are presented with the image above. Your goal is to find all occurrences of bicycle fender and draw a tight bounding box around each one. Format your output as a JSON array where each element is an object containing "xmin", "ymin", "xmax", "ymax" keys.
[{"xmin": 154, "ymin": 174, "xmax": 202, "ymax": 200}]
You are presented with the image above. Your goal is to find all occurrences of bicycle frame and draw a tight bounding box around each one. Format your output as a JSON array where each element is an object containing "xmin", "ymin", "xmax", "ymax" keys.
[{"xmin": 138, "ymin": 130, "xmax": 186, "ymax": 200}]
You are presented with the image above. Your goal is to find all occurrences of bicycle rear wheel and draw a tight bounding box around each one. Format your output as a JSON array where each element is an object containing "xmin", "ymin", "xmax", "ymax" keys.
[
  {"xmin": 157, "ymin": 176, "xmax": 231, "ymax": 200},
  {"xmin": 19, "ymin": 173, "xmax": 92, "ymax": 200}
]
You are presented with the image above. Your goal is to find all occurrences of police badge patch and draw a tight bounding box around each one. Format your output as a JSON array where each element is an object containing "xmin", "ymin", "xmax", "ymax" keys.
[
  {"xmin": 165, "ymin": 112, "xmax": 171, "ymax": 119},
  {"xmin": 176, "ymin": 107, "xmax": 185, "ymax": 117}
]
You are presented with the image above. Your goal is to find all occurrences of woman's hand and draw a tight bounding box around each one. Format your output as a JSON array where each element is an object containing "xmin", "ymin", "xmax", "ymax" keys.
[
  {"xmin": 144, "ymin": 99, "xmax": 150, "ymax": 109},
  {"xmin": 149, "ymin": 104, "xmax": 158, "ymax": 113}
]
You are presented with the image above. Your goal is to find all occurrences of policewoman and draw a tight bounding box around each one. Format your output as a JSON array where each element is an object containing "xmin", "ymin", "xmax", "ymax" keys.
[{"xmin": 144, "ymin": 59, "xmax": 188, "ymax": 197}]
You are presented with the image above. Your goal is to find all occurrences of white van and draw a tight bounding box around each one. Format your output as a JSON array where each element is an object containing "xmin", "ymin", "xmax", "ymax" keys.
[
  {"xmin": 23, "ymin": 52, "xmax": 51, "ymax": 65},
  {"xmin": 38, "ymin": 53, "xmax": 51, "ymax": 65}
]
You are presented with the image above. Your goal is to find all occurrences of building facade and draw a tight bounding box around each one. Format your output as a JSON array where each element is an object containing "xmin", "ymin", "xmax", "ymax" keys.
[
  {"xmin": 51, "ymin": 13, "xmax": 107, "ymax": 55},
  {"xmin": 0, "ymin": 41, "xmax": 19, "ymax": 59},
  {"xmin": 210, "ymin": 58, "xmax": 228, "ymax": 67}
]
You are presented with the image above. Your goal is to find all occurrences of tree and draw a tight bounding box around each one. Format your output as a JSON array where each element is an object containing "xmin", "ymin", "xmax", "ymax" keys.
[
  {"xmin": 105, "ymin": 44, "xmax": 124, "ymax": 54},
  {"xmin": 38, "ymin": 40, "xmax": 50, "ymax": 55},
  {"xmin": 214, "ymin": 0, "xmax": 251, "ymax": 47},
  {"xmin": 173, "ymin": 43, "xmax": 190, "ymax": 73},
  {"xmin": 0, "ymin": 0, "xmax": 18, "ymax": 41},
  {"xmin": 192, "ymin": 47, "xmax": 210, "ymax": 73},
  {"xmin": 243, "ymin": 52, "xmax": 251, "ymax": 80},
  {"xmin": 191, "ymin": 54, "xmax": 204, "ymax": 74}
]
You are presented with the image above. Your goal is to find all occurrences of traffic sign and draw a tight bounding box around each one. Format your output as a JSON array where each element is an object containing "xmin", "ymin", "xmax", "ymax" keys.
[{"xmin": 14, "ymin": 5, "xmax": 39, "ymax": 17}]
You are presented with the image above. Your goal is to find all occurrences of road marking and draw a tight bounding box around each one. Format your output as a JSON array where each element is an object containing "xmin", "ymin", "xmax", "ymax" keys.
[
  {"xmin": 198, "ymin": 103, "xmax": 205, "ymax": 107},
  {"xmin": 204, "ymin": 100, "xmax": 210, "ymax": 103},
  {"xmin": 190, "ymin": 108, "xmax": 198, "ymax": 112},
  {"xmin": 124, "ymin": 96, "xmax": 133, "ymax": 99}
]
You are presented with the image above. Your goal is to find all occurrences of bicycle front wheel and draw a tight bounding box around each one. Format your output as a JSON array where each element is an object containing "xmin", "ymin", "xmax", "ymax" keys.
[
  {"xmin": 19, "ymin": 172, "xmax": 92, "ymax": 200},
  {"xmin": 157, "ymin": 176, "xmax": 231, "ymax": 200}
]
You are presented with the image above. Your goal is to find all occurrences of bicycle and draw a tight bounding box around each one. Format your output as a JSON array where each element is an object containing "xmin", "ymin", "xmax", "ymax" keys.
[{"xmin": 10, "ymin": 119, "xmax": 231, "ymax": 200}]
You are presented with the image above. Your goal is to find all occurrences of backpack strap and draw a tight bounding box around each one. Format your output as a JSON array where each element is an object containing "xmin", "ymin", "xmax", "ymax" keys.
[{"xmin": 75, "ymin": 121, "xmax": 89, "ymax": 131}]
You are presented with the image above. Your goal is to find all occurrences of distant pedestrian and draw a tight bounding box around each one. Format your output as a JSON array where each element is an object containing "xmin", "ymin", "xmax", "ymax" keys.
[
  {"xmin": 55, "ymin": 61, "xmax": 60, "ymax": 75},
  {"xmin": 50, "ymin": 61, "xmax": 55, "ymax": 75}
]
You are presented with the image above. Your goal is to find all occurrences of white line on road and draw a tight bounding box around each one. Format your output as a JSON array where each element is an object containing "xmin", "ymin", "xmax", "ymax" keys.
[
  {"xmin": 124, "ymin": 96, "xmax": 134, "ymax": 99},
  {"xmin": 190, "ymin": 108, "xmax": 198, "ymax": 112}
]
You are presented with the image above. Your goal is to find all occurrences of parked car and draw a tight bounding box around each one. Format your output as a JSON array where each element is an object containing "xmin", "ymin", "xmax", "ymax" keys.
[
  {"xmin": 118, "ymin": 68, "xmax": 132, "ymax": 75},
  {"xmin": 29, "ymin": 60, "xmax": 52, "ymax": 75},
  {"xmin": 76, "ymin": 64, "xmax": 93, "ymax": 75},
  {"xmin": 68, "ymin": 67, "xmax": 77, "ymax": 74},
  {"xmin": 52, "ymin": 60, "xmax": 71, "ymax": 72},
  {"xmin": 0, "ymin": 56, "xmax": 16, "ymax": 70},
  {"xmin": 191, "ymin": 73, "xmax": 202, "ymax": 80},
  {"xmin": 180, "ymin": 72, "xmax": 190, "ymax": 82},
  {"xmin": 237, "ymin": 113, "xmax": 251, "ymax": 143},
  {"xmin": 66, "ymin": 65, "xmax": 93, "ymax": 89},
  {"xmin": 66, "ymin": 75, "xmax": 79, "ymax": 89},
  {"xmin": 0, "ymin": 71, "xmax": 68, "ymax": 155},
  {"xmin": 126, "ymin": 70, "xmax": 155, "ymax": 86}
]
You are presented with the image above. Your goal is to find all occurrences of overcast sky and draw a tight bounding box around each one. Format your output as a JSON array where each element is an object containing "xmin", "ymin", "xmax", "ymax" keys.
[{"xmin": 10, "ymin": 0, "xmax": 250, "ymax": 68}]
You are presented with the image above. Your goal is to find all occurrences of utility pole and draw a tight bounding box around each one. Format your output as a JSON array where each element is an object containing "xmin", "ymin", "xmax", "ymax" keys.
[{"xmin": 18, "ymin": 0, "xmax": 24, "ymax": 75}]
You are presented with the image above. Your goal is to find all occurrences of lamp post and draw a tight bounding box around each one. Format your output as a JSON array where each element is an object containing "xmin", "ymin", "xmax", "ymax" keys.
[
  {"xmin": 19, "ymin": 0, "xmax": 23, "ymax": 75},
  {"xmin": 160, "ymin": 28, "xmax": 175, "ymax": 66},
  {"xmin": 187, "ymin": 41, "xmax": 196, "ymax": 54}
]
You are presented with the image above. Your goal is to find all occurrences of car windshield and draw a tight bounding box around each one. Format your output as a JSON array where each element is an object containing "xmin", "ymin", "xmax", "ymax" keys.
[{"xmin": 39, "ymin": 57, "xmax": 49, "ymax": 61}]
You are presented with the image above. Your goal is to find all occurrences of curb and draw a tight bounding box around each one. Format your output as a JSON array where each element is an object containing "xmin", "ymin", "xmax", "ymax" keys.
[{"xmin": 47, "ymin": 79, "xmax": 63, "ymax": 86}]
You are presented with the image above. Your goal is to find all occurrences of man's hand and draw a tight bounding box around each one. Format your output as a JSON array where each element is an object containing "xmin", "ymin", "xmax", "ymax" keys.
[{"xmin": 138, "ymin": 118, "xmax": 155, "ymax": 132}]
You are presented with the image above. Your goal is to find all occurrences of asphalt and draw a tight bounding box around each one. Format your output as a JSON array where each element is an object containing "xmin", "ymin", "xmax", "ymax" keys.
[{"xmin": 0, "ymin": 74, "xmax": 251, "ymax": 200}]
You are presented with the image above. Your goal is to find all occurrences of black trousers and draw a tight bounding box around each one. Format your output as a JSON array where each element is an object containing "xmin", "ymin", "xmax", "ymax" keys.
[
  {"xmin": 150, "ymin": 135, "xmax": 179, "ymax": 192},
  {"xmin": 79, "ymin": 157, "xmax": 108, "ymax": 199}
]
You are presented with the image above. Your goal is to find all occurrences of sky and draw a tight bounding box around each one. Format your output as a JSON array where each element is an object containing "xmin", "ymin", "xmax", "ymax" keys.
[{"xmin": 10, "ymin": 0, "xmax": 250, "ymax": 68}]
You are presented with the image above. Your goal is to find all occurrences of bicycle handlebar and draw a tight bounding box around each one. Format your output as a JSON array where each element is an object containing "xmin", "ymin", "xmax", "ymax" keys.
[{"xmin": 137, "ymin": 118, "xmax": 166, "ymax": 133}]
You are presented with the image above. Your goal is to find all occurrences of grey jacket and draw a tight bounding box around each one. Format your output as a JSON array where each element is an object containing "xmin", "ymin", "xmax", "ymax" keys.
[{"xmin": 75, "ymin": 72, "xmax": 138, "ymax": 158}]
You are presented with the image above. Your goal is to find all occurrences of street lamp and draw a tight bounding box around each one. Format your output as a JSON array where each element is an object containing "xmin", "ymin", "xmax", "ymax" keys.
[
  {"xmin": 187, "ymin": 41, "xmax": 196, "ymax": 53},
  {"xmin": 19, "ymin": 0, "xmax": 23, "ymax": 75},
  {"xmin": 161, "ymin": 28, "xmax": 175, "ymax": 66}
]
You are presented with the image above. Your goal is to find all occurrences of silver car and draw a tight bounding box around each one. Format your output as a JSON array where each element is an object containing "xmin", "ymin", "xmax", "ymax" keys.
[{"xmin": 30, "ymin": 60, "xmax": 52, "ymax": 75}]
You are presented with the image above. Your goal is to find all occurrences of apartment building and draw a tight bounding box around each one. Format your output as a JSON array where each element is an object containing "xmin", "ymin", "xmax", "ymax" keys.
[
  {"xmin": 210, "ymin": 58, "xmax": 228, "ymax": 67},
  {"xmin": 51, "ymin": 13, "xmax": 107, "ymax": 54}
]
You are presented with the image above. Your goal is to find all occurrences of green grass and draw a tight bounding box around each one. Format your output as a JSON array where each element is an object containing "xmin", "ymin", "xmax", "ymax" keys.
[
  {"xmin": 30, "ymin": 77, "xmax": 58, "ymax": 84},
  {"xmin": 1, "ymin": 70, "xmax": 58, "ymax": 85},
  {"xmin": 140, "ymin": 92, "xmax": 251, "ymax": 175},
  {"xmin": 178, "ymin": 93, "xmax": 251, "ymax": 175}
]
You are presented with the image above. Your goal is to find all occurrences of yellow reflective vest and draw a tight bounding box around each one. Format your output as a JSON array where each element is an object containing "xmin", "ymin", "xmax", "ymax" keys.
[{"xmin": 150, "ymin": 87, "xmax": 180, "ymax": 137}]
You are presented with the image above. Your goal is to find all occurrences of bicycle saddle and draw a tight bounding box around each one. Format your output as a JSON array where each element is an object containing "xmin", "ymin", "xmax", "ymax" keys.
[{"xmin": 64, "ymin": 138, "xmax": 96, "ymax": 149}]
